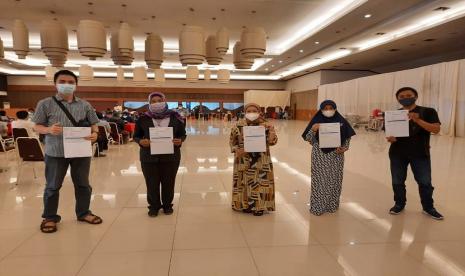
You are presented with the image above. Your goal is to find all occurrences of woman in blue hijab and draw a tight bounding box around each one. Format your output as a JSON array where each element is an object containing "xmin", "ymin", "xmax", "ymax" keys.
[{"xmin": 302, "ymin": 100, "xmax": 356, "ymax": 215}]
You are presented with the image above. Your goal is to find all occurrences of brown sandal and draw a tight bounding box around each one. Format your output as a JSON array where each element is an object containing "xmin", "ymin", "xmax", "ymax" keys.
[
  {"xmin": 78, "ymin": 213, "xmax": 103, "ymax": 225},
  {"xmin": 40, "ymin": 219, "xmax": 58, "ymax": 233}
]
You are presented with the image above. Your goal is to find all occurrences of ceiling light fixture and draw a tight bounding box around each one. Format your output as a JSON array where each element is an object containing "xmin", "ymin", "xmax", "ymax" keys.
[
  {"xmin": 299, "ymin": 49, "xmax": 304, "ymax": 53},
  {"xmin": 364, "ymin": 14, "xmax": 372, "ymax": 18},
  {"xmin": 314, "ymin": 41, "xmax": 320, "ymax": 44},
  {"xmin": 279, "ymin": 49, "xmax": 352, "ymax": 77},
  {"xmin": 276, "ymin": 0, "xmax": 366, "ymax": 53},
  {"xmin": 357, "ymin": 3, "xmax": 465, "ymax": 51}
]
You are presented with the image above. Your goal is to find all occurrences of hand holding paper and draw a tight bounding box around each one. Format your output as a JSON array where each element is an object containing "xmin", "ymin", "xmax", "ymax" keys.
[
  {"xmin": 385, "ymin": 110, "xmax": 409, "ymax": 137},
  {"xmin": 318, "ymin": 123, "xmax": 341, "ymax": 148},
  {"xmin": 150, "ymin": 127, "xmax": 174, "ymax": 155},
  {"xmin": 63, "ymin": 127, "xmax": 92, "ymax": 158},
  {"xmin": 243, "ymin": 126, "xmax": 266, "ymax": 153}
]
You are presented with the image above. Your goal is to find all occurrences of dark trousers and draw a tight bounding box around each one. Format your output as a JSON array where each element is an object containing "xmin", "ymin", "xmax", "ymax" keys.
[
  {"xmin": 141, "ymin": 160, "xmax": 180, "ymax": 211},
  {"xmin": 97, "ymin": 135, "xmax": 108, "ymax": 152},
  {"xmin": 389, "ymin": 154, "xmax": 435, "ymax": 210},
  {"xmin": 43, "ymin": 155, "xmax": 93, "ymax": 221}
]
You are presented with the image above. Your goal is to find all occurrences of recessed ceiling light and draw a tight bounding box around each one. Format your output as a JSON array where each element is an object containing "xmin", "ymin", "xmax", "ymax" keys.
[
  {"xmin": 265, "ymin": 68, "xmax": 269, "ymax": 71},
  {"xmin": 299, "ymin": 49, "xmax": 304, "ymax": 53},
  {"xmin": 279, "ymin": 60, "xmax": 283, "ymax": 63},
  {"xmin": 364, "ymin": 14, "xmax": 372, "ymax": 18},
  {"xmin": 271, "ymin": 65, "xmax": 275, "ymax": 67},
  {"xmin": 315, "ymin": 41, "xmax": 320, "ymax": 44},
  {"xmin": 434, "ymin": 7, "xmax": 450, "ymax": 11}
]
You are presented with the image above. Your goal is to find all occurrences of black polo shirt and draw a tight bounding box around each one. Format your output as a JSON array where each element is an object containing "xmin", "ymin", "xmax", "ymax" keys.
[{"xmin": 389, "ymin": 105, "xmax": 440, "ymax": 158}]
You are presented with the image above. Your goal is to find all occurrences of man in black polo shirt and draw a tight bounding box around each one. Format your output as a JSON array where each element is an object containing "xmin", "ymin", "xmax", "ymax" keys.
[{"xmin": 386, "ymin": 87, "xmax": 443, "ymax": 220}]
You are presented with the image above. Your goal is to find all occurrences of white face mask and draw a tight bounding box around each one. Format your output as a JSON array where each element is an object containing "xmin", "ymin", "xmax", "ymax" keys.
[
  {"xmin": 245, "ymin": 112, "xmax": 260, "ymax": 121},
  {"xmin": 56, "ymin": 83, "xmax": 76, "ymax": 95},
  {"xmin": 322, "ymin": 110, "xmax": 336, "ymax": 118},
  {"xmin": 149, "ymin": 102, "xmax": 166, "ymax": 113}
]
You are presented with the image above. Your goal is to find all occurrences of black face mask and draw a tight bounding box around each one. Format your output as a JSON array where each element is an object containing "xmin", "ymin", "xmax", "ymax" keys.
[{"xmin": 399, "ymin": 97, "xmax": 417, "ymax": 107}]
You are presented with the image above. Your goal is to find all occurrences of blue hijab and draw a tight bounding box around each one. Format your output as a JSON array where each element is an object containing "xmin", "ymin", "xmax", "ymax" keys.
[{"xmin": 301, "ymin": 100, "xmax": 356, "ymax": 153}]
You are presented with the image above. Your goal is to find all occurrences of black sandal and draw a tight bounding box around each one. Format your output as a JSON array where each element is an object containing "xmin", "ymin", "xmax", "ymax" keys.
[
  {"xmin": 253, "ymin": 211, "xmax": 264, "ymax": 216},
  {"xmin": 78, "ymin": 213, "xmax": 103, "ymax": 225},
  {"xmin": 40, "ymin": 219, "xmax": 58, "ymax": 233}
]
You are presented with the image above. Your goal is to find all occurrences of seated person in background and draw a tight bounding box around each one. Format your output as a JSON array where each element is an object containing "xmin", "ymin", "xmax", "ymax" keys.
[
  {"xmin": 108, "ymin": 111, "xmax": 126, "ymax": 132},
  {"xmin": 121, "ymin": 109, "xmax": 134, "ymax": 123},
  {"xmin": 96, "ymin": 112, "xmax": 111, "ymax": 134},
  {"xmin": 107, "ymin": 111, "xmax": 130, "ymax": 143},
  {"xmin": 27, "ymin": 108, "xmax": 35, "ymax": 118},
  {"xmin": 12, "ymin": 110, "xmax": 38, "ymax": 137},
  {"xmin": 0, "ymin": 111, "xmax": 10, "ymax": 138},
  {"xmin": 94, "ymin": 112, "xmax": 109, "ymax": 157},
  {"xmin": 0, "ymin": 110, "xmax": 9, "ymax": 122}
]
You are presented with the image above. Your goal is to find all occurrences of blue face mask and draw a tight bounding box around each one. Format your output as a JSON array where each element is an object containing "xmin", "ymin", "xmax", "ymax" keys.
[
  {"xmin": 56, "ymin": 83, "xmax": 76, "ymax": 95},
  {"xmin": 399, "ymin": 97, "xmax": 416, "ymax": 107}
]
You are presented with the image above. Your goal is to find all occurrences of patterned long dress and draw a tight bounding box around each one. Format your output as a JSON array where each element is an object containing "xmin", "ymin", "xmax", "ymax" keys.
[
  {"xmin": 305, "ymin": 130, "xmax": 350, "ymax": 215},
  {"xmin": 230, "ymin": 119, "xmax": 278, "ymax": 212}
]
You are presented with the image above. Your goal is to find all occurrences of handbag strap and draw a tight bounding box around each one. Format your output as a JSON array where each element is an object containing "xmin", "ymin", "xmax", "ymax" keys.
[{"xmin": 52, "ymin": 96, "xmax": 79, "ymax": 127}]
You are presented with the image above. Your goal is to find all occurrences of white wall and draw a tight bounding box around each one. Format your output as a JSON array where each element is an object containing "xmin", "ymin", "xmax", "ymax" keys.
[
  {"xmin": 285, "ymin": 71, "xmax": 321, "ymax": 93},
  {"xmin": 7, "ymin": 75, "xmax": 287, "ymax": 90},
  {"xmin": 284, "ymin": 70, "xmax": 376, "ymax": 93},
  {"xmin": 319, "ymin": 70, "xmax": 377, "ymax": 85}
]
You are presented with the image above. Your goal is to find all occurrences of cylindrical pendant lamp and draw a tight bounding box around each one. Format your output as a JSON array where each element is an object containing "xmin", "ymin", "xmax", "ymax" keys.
[
  {"xmin": 12, "ymin": 19, "xmax": 29, "ymax": 59},
  {"xmin": 217, "ymin": 69, "xmax": 230, "ymax": 84},
  {"xmin": 179, "ymin": 26, "xmax": 205, "ymax": 65},
  {"xmin": 133, "ymin": 67, "xmax": 148, "ymax": 86},
  {"xmin": 77, "ymin": 20, "xmax": 107, "ymax": 60},
  {"xmin": 145, "ymin": 33, "xmax": 164, "ymax": 69},
  {"xmin": 79, "ymin": 65, "xmax": 94, "ymax": 81},
  {"xmin": 233, "ymin": 41, "xmax": 254, "ymax": 69},
  {"xmin": 240, "ymin": 26, "xmax": 266, "ymax": 59},
  {"xmin": 204, "ymin": 69, "xmax": 211, "ymax": 82},
  {"xmin": 186, "ymin": 66, "xmax": 199, "ymax": 83},
  {"xmin": 206, "ymin": 35, "xmax": 222, "ymax": 65},
  {"xmin": 216, "ymin": 27, "xmax": 229, "ymax": 56}
]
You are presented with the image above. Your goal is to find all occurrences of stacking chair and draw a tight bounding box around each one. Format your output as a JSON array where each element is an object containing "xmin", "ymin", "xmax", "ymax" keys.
[
  {"xmin": 12, "ymin": 128, "xmax": 29, "ymax": 140},
  {"xmin": 109, "ymin": 122, "xmax": 123, "ymax": 145},
  {"xmin": 15, "ymin": 137, "xmax": 44, "ymax": 185}
]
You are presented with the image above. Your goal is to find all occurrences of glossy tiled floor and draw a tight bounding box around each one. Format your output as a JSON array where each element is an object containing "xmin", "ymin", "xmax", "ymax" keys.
[{"xmin": 0, "ymin": 119, "xmax": 464, "ymax": 276}]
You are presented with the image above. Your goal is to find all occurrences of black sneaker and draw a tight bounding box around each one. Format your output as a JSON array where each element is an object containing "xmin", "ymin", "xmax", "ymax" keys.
[
  {"xmin": 389, "ymin": 205, "xmax": 404, "ymax": 215},
  {"xmin": 423, "ymin": 208, "xmax": 444, "ymax": 220},
  {"xmin": 163, "ymin": 207, "xmax": 174, "ymax": 215},
  {"xmin": 148, "ymin": 209, "xmax": 159, "ymax": 217}
]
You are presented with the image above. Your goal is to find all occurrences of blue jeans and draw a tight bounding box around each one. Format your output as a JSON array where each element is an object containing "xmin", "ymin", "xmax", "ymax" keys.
[
  {"xmin": 42, "ymin": 155, "xmax": 93, "ymax": 221},
  {"xmin": 389, "ymin": 155, "xmax": 435, "ymax": 210}
]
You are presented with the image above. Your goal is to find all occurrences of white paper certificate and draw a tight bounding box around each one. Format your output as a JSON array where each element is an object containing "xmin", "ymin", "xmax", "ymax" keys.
[
  {"xmin": 63, "ymin": 127, "xmax": 92, "ymax": 158},
  {"xmin": 319, "ymin": 123, "xmax": 341, "ymax": 148},
  {"xmin": 243, "ymin": 126, "xmax": 266, "ymax": 153},
  {"xmin": 149, "ymin": 127, "xmax": 174, "ymax": 155},
  {"xmin": 385, "ymin": 110, "xmax": 409, "ymax": 137}
]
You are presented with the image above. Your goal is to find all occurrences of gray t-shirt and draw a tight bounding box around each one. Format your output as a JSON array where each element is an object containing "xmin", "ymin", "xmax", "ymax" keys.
[{"xmin": 32, "ymin": 95, "xmax": 99, "ymax": 157}]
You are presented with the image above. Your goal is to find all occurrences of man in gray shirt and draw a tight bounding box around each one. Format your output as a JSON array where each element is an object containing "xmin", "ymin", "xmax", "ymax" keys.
[{"xmin": 33, "ymin": 70, "xmax": 103, "ymax": 233}]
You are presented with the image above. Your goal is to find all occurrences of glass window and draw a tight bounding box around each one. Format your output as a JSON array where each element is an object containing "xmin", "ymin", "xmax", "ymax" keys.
[
  {"xmin": 167, "ymin": 102, "xmax": 179, "ymax": 109},
  {"xmin": 223, "ymin": 102, "xmax": 244, "ymax": 110},
  {"xmin": 124, "ymin": 101, "xmax": 147, "ymax": 109},
  {"xmin": 202, "ymin": 102, "xmax": 220, "ymax": 111},
  {"xmin": 190, "ymin": 102, "xmax": 200, "ymax": 110}
]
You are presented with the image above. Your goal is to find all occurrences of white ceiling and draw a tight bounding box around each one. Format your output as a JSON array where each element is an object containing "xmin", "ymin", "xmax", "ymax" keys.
[{"xmin": 1, "ymin": 0, "xmax": 465, "ymax": 80}]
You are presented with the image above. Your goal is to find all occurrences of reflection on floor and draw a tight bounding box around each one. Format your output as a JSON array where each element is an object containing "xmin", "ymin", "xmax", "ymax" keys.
[{"xmin": 0, "ymin": 119, "xmax": 464, "ymax": 276}]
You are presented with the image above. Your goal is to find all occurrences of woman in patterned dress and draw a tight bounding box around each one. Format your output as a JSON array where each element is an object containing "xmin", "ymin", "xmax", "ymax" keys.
[
  {"xmin": 230, "ymin": 103, "xmax": 278, "ymax": 216},
  {"xmin": 301, "ymin": 100, "xmax": 356, "ymax": 216}
]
